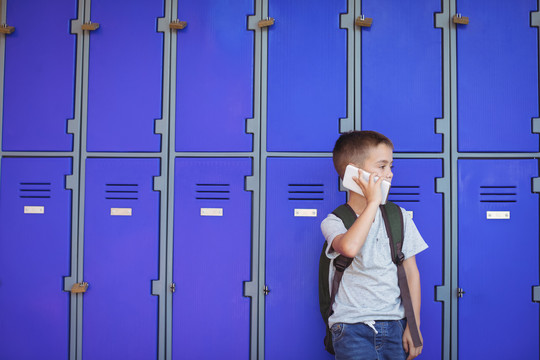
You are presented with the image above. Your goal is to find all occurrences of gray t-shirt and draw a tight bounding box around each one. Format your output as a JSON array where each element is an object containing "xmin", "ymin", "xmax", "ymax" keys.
[{"xmin": 321, "ymin": 206, "xmax": 428, "ymax": 328}]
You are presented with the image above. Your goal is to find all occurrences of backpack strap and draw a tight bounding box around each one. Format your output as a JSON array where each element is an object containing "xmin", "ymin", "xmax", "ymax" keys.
[
  {"xmin": 326, "ymin": 204, "xmax": 356, "ymax": 318},
  {"xmin": 380, "ymin": 202, "xmax": 423, "ymax": 348}
]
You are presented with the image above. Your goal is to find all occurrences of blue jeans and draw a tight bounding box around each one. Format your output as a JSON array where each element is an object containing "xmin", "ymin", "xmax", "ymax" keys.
[{"xmin": 331, "ymin": 320, "xmax": 407, "ymax": 360}]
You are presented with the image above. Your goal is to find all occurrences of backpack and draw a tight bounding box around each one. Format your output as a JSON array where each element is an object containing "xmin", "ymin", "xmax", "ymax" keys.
[{"xmin": 318, "ymin": 201, "xmax": 422, "ymax": 355}]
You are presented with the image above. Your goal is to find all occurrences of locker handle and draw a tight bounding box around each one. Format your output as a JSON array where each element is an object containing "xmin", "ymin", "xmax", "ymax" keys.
[
  {"xmin": 258, "ymin": 17, "xmax": 275, "ymax": 28},
  {"xmin": 81, "ymin": 22, "xmax": 100, "ymax": 31},
  {"xmin": 355, "ymin": 15, "xmax": 373, "ymax": 28},
  {"xmin": 0, "ymin": 24, "xmax": 15, "ymax": 34},
  {"xmin": 71, "ymin": 282, "xmax": 89, "ymax": 293},
  {"xmin": 453, "ymin": 14, "xmax": 469, "ymax": 25},
  {"xmin": 169, "ymin": 19, "xmax": 187, "ymax": 30}
]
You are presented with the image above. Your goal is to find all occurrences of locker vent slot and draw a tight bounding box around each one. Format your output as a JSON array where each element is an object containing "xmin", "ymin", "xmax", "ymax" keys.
[
  {"xmin": 196, "ymin": 184, "xmax": 230, "ymax": 200},
  {"xmin": 288, "ymin": 184, "xmax": 324, "ymax": 201},
  {"xmin": 479, "ymin": 185, "xmax": 517, "ymax": 203},
  {"xmin": 388, "ymin": 185, "xmax": 420, "ymax": 203},
  {"xmin": 105, "ymin": 184, "xmax": 139, "ymax": 200},
  {"xmin": 19, "ymin": 182, "xmax": 52, "ymax": 199}
]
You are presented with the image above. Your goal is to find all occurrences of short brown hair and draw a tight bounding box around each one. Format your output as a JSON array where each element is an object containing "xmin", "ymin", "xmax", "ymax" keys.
[{"xmin": 332, "ymin": 130, "xmax": 394, "ymax": 178}]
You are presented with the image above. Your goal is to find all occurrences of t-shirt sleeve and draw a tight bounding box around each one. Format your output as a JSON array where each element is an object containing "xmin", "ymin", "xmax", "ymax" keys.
[
  {"xmin": 320, "ymin": 214, "xmax": 347, "ymax": 260},
  {"xmin": 400, "ymin": 207, "xmax": 428, "ymax": 260}
]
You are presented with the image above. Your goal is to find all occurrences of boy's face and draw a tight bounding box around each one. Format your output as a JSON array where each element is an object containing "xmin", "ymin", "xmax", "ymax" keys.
[{"xmin": 353, "ymin": 143, "xmax": 394, "ymax": 181}]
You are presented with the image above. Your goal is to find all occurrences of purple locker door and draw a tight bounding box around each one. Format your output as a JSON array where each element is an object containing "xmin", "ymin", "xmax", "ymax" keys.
[
  {"xmin": 458, "ymin": 159, "xmax": 539, "ymax": 359},
  {"xmin": 361, "ymin": 0, "xmax": 443, "ymax": 152},
  {"xmin": 83, "ymin": 159, "xmax": 160, "ymax": 359},
  {"xmin": 172, "ymin": 158, "xmax": 252, "ymax": 359},
  {"xmin": 265, "ymin": 158, "xmax": 345, "ymax": 360},
  {"xmin": 387, "ymin": 159, "xmax": 443, "ymax": 360},
  {"xmin": 266, "ymin": 0, "xmax": 347, "ymax": 152},
  {"xmin": 175, "ymin": 0, "xmax": 254, "ymax": 152},
  {"xmin": 86, "ymin": 1, "xmax": 163, "ymax": 152},
  {"xmin": 0, "ymin": 158, "xmax": 72, "ymax": 359},
  {"xmin": 2, "ymin": 0, "xmax": 76, "ymax": 151},
  {"xmin": 456, "ymin": 0, "xmax": 538, "ymax": 152}
]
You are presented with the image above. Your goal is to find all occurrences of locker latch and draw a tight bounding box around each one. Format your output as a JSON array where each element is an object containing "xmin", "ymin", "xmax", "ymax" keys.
[
  {"xmin": 0, "ymin": 24, "xmax": 15, "ymax": 34},
  {"xmin": 170, "ymin": 282, "xmax": 176, "ymax": 293},
  {"xmin": 71, "ymin": 282, "xmax": 89, "ymax": 294},
  {"xmin": 263, "ymin": 286, "xmax": 270, "ymax": 296},
  {"xmin": 169, "ymin": 19, "xmax": 187, "ymax": 30},
  {"xmin": 258, "ymin": 17, "xmax": 275, "ymax": 28},
  {"xmin": 82, "ymin": 22, "xmax": 100, "ymax": 31},
  {"xmin": 355, "ymin": 15, "xmax": 373, "ymax": 28},
  {"xmin": 453, "ymin": 14, "xmax": 469, "ymax": 25},
  {"xmin": 457, "ymin": 288, "xmax": 466, "ymax": 298}
]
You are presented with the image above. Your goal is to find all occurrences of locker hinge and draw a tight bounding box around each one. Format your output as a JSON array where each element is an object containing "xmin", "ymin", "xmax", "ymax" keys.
[
  {"xmin": 170, "ymin": 282, "xmax": 176, "ymax": 293},
  {"xmin": 532, "ymin": 118, "xmax": 540, "ymax": 134},
  {"xmin": 243, "ymin": 281, "xmax": 257, "ymax": 298},
  {"xmin": 263, "ymin": 285, "xmax": 270, "ymax": 296},
  {"xmin": 532, "ymin": 286, "xmax": 540, "ymax": 303},
  {"xmin": 457, "ymin": 288, "xmax": 465, "ymax": 298},
  {"xmin": 435, "ymin": 285, "xmax": 449, "ymax": 303},
  {"xmin": 533, "ymin": 178, "xmax": 540, "ymax": 194}
]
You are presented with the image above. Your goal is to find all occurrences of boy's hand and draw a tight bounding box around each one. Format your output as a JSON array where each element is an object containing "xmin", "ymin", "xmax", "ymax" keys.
[
  {"xmin": 402, "ymin": 324, "xmax": 423, "ymax": 360},
  {"xmin": 354, "ymin": 170, "xmax": 383, "ymax": 205}
]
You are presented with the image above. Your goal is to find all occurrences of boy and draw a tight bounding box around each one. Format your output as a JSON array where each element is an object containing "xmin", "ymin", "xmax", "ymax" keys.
[{"xmin": 321, "ymin": 131, "xmax": 427, "ymax": 360}]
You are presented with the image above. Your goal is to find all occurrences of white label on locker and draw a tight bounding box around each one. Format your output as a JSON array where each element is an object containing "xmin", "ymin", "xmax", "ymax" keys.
[
  {"xmin": 24, "ymin": 206, "xmax": 44, "ymax": 214},
  {"xmin": 111, "ymin": 208, "xmax": 132, "ymax": 216},
  {"xmin": 407, "ymin": 211, "xmax": 414, "ymax": 219},
  {"xmin": 201, "ymin": 208, "xmax": 223, "ymax": 216},
  {"xmin": 294, "ymin": 209, "xmax": 318, "ymax": 217},
  {"xmin": 486, "ymin": 211, "xmax": 510, "ymax": 220}
]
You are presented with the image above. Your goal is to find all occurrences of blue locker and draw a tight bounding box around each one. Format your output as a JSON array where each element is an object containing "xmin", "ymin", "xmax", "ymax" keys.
[
  {"xmin": 456, "ymin": 0, "xmax": 538, "ymax": 152},
  {"xmin": 0, "ymin": 158, "xmax": 72, "ymax": 359},
  {"xmin": 172, "ymin": 158, "xmax": 252, "ymax": 359},
  {"xmin": 266, "ymin": 0, "xmax": 347, "ymax": 152},
  {"xmin": 265, "ymin": 158, "xmax": 345, "ymax": 360},
  {"xmin": 83, "ymin": 159, "xmax": 160, "ymax": 359},
  {"xmin": 86, "ymin": 1, "xmax": 163, "ymax": 152},
  {"xmin": 175, "ymin": 0, "xmax": 254, "ymax": 152},
  {"xmin": 458, "ymin": 160, "xmax": 539, "ymax": 359},
  {"xmin": 361, "ymin": 0, "xmax": 442, "ymax": 153},
  {"xmin": 2, "ymin": 0, "xmax": 76, "ymax": 151},
  {"xmin": 387, "ymin": 159, "xmax": 443, "ymax": 360}
]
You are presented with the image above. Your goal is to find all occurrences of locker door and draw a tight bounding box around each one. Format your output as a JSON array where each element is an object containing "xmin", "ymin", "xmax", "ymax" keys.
[
  {"xmin": 361, "ymin": 0, "xmax": 442, "ymax": 153},
  {"xmin": 86, "ymin": 1, "xmax": 163, "ymax": 152},
  {"xmin": 456, "ymin": 0, "xmax": 538, "ymax": 152},
  {"xmin": 83, "ymin": 159, "xmax": 160, "ymax": 359},
  {"xmin": 265, "ymin": 158, "xmax": 345, "ymax": 360},
  {"xmin": 458, "ymin": 160, "xmax": 539, "ymax": 359},
  {"xmin": 0, "ymin": 158, "xmax": 72, "ymax": 359},
  {"xmin": 387, "ymin": 159, "xmax": 443, "ymax": 360},
  {"xmin": 175, "ymin": 1, "xmax": 254, "ymax": 152},
  {"xmin": 2, "ymin": 0, "xmax": 76, "ymax": 151},
  {"xmin": 172, "ymin": 158, "xmax": 252, "ymax": 359},
  {"xmin": 266, "ymin": 0, "xmax": 347, "ymax": 152}
]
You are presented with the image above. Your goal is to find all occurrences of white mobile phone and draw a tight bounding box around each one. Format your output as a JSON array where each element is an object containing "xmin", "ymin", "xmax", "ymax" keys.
[{"xmin": 342, "ymin": 164, "xmax": 391, "ymax": 205}]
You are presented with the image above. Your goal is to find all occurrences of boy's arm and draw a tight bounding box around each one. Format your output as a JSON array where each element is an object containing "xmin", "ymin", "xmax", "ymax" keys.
[
  {"xmin": 331, "ymin": 173, "xmax": 383, "ymax": 258},
  {"xmin": 402, "ymin": 255, "xmax": 423, "ymax": 360},
  {"xmin": 331, "ymin": 201, "xmax": 378, "ymax": 258}
]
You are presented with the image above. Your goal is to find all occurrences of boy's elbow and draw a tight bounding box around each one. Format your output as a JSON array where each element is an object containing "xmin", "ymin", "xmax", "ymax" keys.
[
  {"xmin": 332, "ymin": 235, "xmax": 359, "ymax": 258},
  {"xmin": 337, "ymin": 243, "xmax": 358, "ymax": 258}
]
